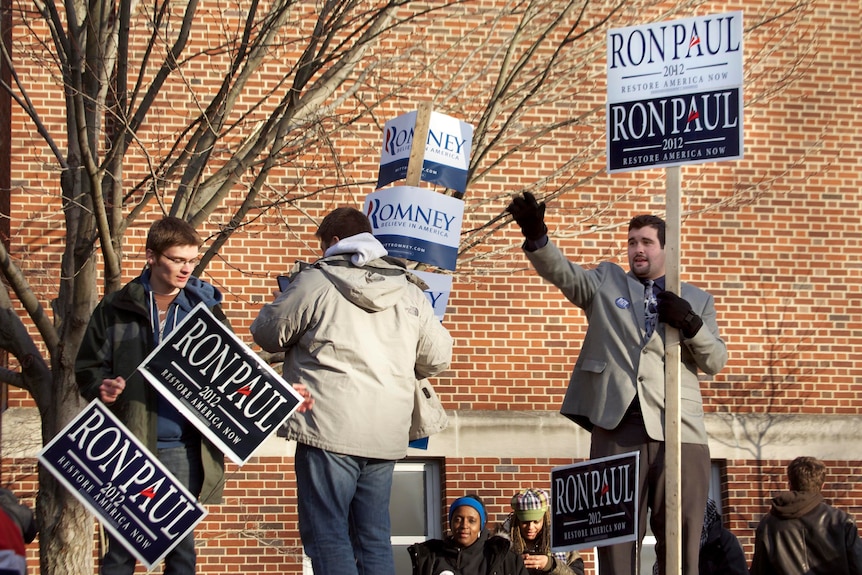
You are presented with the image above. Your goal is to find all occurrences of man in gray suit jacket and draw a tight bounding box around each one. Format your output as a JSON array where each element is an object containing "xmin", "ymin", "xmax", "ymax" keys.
[{"xmin": 507, "ymin": 192, "xmax": 727, "ymax": 575}]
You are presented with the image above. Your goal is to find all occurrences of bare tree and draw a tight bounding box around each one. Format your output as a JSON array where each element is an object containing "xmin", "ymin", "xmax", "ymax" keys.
[
  {"xmin": 0, "ymin": 0, "xmax": 818, "ymax": 572},
  {"xmin": 0, "ymin": 1, "xmax": 458, "ymax": 571}
]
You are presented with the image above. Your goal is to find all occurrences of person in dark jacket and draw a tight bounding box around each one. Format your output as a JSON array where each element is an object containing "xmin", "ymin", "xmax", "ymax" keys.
[
  {"xmin": 0, "ymin": 488, "xmax": 37, "ymax": 574},
  {"xmin": 750, "ymin": 456, "xmax": 862, "ymax": 575},
  {"xmin": 76, "ymin": 217, "xmax": 312, "ymax": 575},
  {"xmin": 697, "ymin": 498, "xmax": 747, "ymax": 575},
  {"xmin": 76, "ymin": 217, "xmax": 228, "ymax": 575},
  {"xmin": 497, "ymin": 488, "xmax": 584, "ymax": 575},
  {"xmin": 409, "ymin": 495, "xmax": 528, "ymax": 575},
  {"xmin": 653, "ymin": 498, "xmax": 747, "ymax": 575}
]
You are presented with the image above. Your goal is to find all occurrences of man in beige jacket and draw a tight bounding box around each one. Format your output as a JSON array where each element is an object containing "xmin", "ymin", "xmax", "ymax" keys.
[{"xmin": 251, "ymin": 207, "xmax": 452, "ymax": 575}]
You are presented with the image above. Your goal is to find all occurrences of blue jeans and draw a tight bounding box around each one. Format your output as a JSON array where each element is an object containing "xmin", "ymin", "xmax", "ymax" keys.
[
  {"xmin": 294, "ymin": 443, "xmax": 396, "ymax": 575},
  {"xmin": 101, "ymin": 444, "xmax": 203, "ymax": 575}
]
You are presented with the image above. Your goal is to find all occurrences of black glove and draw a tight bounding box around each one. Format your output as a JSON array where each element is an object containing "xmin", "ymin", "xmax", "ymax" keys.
[
  {"xmin": 506, "ymin": 192, "xmax": 548, "ymax": 241},
  {"xmin": 656, "ymin": 290, "xmax": 703, "ymax": 338}
]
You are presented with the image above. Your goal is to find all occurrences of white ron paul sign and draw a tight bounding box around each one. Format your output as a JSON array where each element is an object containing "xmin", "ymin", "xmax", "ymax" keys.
[{"xmin": 606, "ymin": 11, "xmax": 744, "ymax": 173}]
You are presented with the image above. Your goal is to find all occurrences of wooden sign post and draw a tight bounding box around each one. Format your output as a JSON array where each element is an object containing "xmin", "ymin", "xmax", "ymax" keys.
[
  {"xmin": 665, "ymin": 165, "xmax": 682, "ymax": 575},
  {"xmin": 405, "ymin": 101, "xmax": 432, "ymax": 187}
]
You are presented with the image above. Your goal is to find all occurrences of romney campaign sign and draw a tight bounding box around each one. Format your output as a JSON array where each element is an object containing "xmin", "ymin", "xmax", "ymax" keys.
[
  {"xmin": 364, "ymin": 185, "xmax": 464, "ymax": 271},
  {"xmin": 410, "ymin": 269, "xmax": 453, "ymax": 322},
  {"xmin": 376, "ymin": 111, "xmax": 473, "ymax": 194},
  {"xmin": 39, "ymin": 400, "xmax": 207, "ymax": 570},
  {"xmin": 139, "ymin": 303, "xmax": 304, "ymax": 466}
]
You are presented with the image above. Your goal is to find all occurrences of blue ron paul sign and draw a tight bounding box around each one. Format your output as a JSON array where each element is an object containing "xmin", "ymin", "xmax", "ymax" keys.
[
  {"xmin": 607, "ymin": 88, "xmax": 741, "ymax": 171},
  {"xmin": 139, "ymin": 303, "xmax": 304, "ymax": 466},
  {"xmin": 39, "ymin": 400, "xmax": 207, "ymax": 570},
  {"xmin": 551, "ymin": 452, "xmax": 639, "ymax": 552}
]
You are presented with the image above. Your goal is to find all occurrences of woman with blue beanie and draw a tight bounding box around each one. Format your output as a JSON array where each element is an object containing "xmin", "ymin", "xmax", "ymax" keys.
[{"xmin": 409, "ymin": 494, "xmax": 528, "ymax": 575}]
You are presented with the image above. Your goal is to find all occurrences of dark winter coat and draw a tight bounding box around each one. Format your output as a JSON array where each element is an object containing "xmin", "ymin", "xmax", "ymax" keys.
[
  {"xmin": 409, "ymin": 531, "xmax": 529, "ymax": 575},
  {"xmin": 0, "ymin": 489, "xmax": 36, "ymax": 575},
  {"xmin": 496, "ymin": 513, "xmax": 585, "ymax": 575},
  {"xmin": 698, "ymin": 511, "xmax": 747, "ymax": 575},
  {"xmin": 75, "ymin": 272, "xmax": 227, "ymax": 504},
  {"xmin": 750, "ymin": 491, "xmax": 862, "ymax": 575}
]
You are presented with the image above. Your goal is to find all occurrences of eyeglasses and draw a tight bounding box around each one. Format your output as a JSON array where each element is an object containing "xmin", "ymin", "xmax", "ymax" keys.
[{"xmin": 158, "ymin": 253, "xmax": 200, "ymax": 267}]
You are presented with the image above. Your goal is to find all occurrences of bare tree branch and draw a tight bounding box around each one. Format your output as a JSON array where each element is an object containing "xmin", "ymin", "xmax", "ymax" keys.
[{"xmin": 0, "ymin": 236, "xmax": 58, "ymax": 353}]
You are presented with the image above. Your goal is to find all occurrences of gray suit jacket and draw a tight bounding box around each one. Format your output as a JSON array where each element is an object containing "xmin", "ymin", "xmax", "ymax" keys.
[{"xmin": 525, "ymin": 241, "xmax": 727, "ymax": 444}]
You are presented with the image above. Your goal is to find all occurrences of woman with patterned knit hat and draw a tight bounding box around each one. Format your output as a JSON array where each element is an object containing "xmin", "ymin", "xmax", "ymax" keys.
[{"xmin": 497, "ymin": 488, "xmax": 585, "ymax": 575}]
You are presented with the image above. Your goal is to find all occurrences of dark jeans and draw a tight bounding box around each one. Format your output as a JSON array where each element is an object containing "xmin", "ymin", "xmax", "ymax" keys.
[
  {"xmin": 101, "ymin": 444, "xmax": 203, "ymax": 575},
  {"xmin": 294, "ymin": 443, "xmax": 396, "ymax": 575}
]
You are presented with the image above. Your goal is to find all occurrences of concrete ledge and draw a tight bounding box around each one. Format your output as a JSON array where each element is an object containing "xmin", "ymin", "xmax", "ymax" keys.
[
  {"xmin": 703, "ymin": 412, "xmax": 862, "ymax": 461},
  {"xmin": 410, "ymin": 410, "xmax": 590, "ymax": 458},
  {"xmin": 2, "ymin": 407, "xmax": 43, "ymax": 458},
  {"xmin": 4, "ymin": 407, "xmax": 861, "ymax": 461}
]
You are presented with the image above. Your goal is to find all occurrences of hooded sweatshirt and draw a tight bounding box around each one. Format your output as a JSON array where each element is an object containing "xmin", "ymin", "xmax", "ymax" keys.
[
  {"xmin": 251, "ymin": 233, "xmax": 453, "ymax": 460},
  {"xmin": 75, "ymin": 270, "xmax": 228, "ymax": 503},
  {"xmin": 751, "ymin": 491, "xmax": 862, "ymax": 575},
  {"xmin": 137, "ymin": 270, "xmax": 224, "ymax": 448}
]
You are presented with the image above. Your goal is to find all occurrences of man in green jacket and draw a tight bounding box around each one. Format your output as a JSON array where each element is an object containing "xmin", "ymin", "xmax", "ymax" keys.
[{"xmin": 76, "ymin": 217, "xmax": 228, "ymax": 575}]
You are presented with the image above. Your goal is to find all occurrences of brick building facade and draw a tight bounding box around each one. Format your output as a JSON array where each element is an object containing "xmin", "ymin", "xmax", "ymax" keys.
[{"xmin": 2, "ymin": 0, "xmax": 861, "ymax": 573}]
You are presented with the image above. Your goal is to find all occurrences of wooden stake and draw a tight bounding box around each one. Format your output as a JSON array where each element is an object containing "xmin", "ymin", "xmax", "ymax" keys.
[
  {"xmin": 405, "ymin": 102, "xmax": 433, "ymax": 188},
  {"xmin": 665, "ymin": 165, "xmax": 682, "ymax": 575}
]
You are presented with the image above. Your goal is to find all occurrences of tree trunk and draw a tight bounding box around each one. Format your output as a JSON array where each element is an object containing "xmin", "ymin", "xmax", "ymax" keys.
[
  {"xmin": 37, "ymin": 470, "xmax": 94, "ymax": 575},
  {"xmin": 37, "ymin": 340, "xmax": 93, "ymax": 574}
]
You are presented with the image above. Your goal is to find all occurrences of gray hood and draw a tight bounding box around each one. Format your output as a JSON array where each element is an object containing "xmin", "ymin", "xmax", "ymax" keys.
[{"xmin": 317, "ymin": 256, "xmax": 422, "ymax": 312}]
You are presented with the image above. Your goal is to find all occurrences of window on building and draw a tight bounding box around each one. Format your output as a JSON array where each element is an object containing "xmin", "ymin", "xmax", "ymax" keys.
[{"xmin": 390, "ymin": 459, "xmax": 443, "ymax": 575}]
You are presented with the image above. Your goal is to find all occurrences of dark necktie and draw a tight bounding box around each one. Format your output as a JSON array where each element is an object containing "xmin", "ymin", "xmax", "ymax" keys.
[{"xmin": 644, "ymin": 279, "xmax": 657, "ymax": 339}]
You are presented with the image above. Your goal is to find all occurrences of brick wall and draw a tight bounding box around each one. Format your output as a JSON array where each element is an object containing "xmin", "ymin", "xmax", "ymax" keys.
[
  {"xmin": 7, "ymin": 456, "xmax": 862, "ymax": 573},
  {"xmin": 4, "ymin": 0, "xmax": 862, "ymax": 573}
]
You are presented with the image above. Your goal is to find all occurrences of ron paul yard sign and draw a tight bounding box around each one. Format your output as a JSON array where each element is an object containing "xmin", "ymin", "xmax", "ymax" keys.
[
  {"xmin": 606, "ymin": 11, "xmax": 743, "ymax": 173},
  {"xmin": 139, "ymin": 303, "xmax": 304, "ymax": 465},
  {"xmin": 38, "ymin": 400, "xmax": 207, "ymax": 570},
  {"xmin": 551, "ymin": 452, "xmax": 639, "ymax": 552}
]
